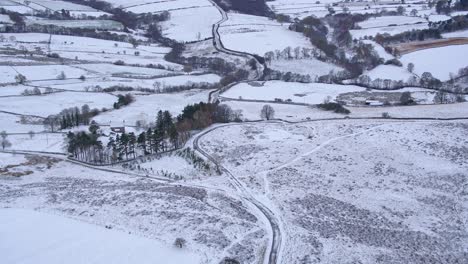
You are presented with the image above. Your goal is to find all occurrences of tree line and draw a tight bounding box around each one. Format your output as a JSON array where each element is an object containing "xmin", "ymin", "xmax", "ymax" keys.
[
  {"xmin": 66, "ymin": 102, "xmax": 245, "ymax": 164},
  {"xmin": 44, "ymin": 94, "xmax": 134, "ymax": 131}
]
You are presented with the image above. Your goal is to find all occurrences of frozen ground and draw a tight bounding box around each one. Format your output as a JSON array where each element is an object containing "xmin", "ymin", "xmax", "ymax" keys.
[
  {"xmin": 198, "ymin": 120, "xmax": 468, "ymax": 263},
  {"xmin": 0, "ymin": 208, "xmax": 200, "ymax": 264}
]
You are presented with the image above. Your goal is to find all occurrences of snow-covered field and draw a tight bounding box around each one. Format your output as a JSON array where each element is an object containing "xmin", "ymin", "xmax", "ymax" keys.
[
  {"xmin": 269, "ymin": 59, "xmax": 343, "ymax": 78},
  {"xmin": 72, "ymin": 63, "xmax": 175, "ymax": 77},
  {"xmin": 442, "ymin": 30, "xmax": 468, "ymax": 38},
  {"xmin": 109, "ymin": 0, "xmax": 220, "ymax": 42},
  {"xmin": 0, "ymin": 33, "xmax": 176, "ymax": 69},
  {"xmin": 0, "ymin": 84, "xmax": 42, "ymax": 96},
  {"xmin": 0, "ymin": 112, "xmax": 44, "ymax": 133},
  {"xmin": 223, "ymin": 100, "xmax": 340, "ymax": 121},
  {"xmin": 351, "ymin": 23, "xmax": 429, "ymax": 39},
  {"xmin": 0, "ymin": 156, "xmax": 266, "ymax": 264},
  {"xmin": 24, "ymin": 18, "xmax": 123, "ymax": 30},
  {"xmin": 61, "ymin": 73, "xmax": 217, "ymax": 87},
  {"xmin": 364, "ymin": 64, "xmax": 414, "ymax": 81},
  {"xmin": 161, "ymin": 6, "xmax": 220, "ymax": 42},
  {"xmin": 7, "ymin": 132, "xmax": 65, "ymax": 152},
  {"xmin": 400, "ymin": 44, "xmax": 468, "ymax": 80},
  {"xmin": 0, "ymin": 64, "xmax": 92, "ymax": 83},
  {"xmin": 222, "ymin": 81, "xmax": 365, "ymax": 104},
  {"xmin": 0, "ymin": 152, "xmax": 26, "ymax": 167},
  {"xmin": 267, "ymin": 0, "xmax": 429, "ymax": 19},
  {"xmin": 94, "ymin": 89, "xmax": 212, "ymax": 125},
  {"xmin": 0, "ymin": 0, "xmax": 107, "ymax": 16},
  {"xmin": 357, "ymin": 16, "xmax": 427, "ymax": 29},
  {"xmin": 0, "ymin": 13, "xmax": 12, "ymax": 23},
  {"xmin": 0, "ymin": 92, "xmax": 116, "ymax": 117},
  {"xmin": 0, "ymin": 208, "xmax": 200, "ymax": 264},
  {"xmin": 224, "ymin": 100, "xmax": 468, "ymax": 122},
  {"xmin": 123, "ymin": 0, "xmax": 212, "ymax": 13},
  {"xmin": 362, "ymin": 40, "xmax": 394, "ymax": 61},
  {"xmin": 219, "ymin": 13, "xmax": 310, "ymax": 55},
  {"xmin": 348, "ymin": 102, "xmax": 468, "ymax": 118}
]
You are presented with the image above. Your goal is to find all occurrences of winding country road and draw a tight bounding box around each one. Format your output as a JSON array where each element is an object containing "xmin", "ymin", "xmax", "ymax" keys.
[
  {"xmin": 206, "ymin": 0, "xmax": 266, "ymax": 103},
  {"xmin": 193, "ymin": 123, "xmax": 282, "ymax": 264},
  {"xmin": 202, "ymin": 2, "xmax": 283, "ymax": 263}
]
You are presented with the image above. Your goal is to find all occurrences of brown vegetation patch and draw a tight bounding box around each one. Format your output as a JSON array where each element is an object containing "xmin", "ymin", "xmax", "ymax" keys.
[
  {"xmin": 392, "ymin": 37, "xmax": 468, "ymax": 55},
  {"xmin": 0, "ymin": 155, "xmax": 61, "ymax": 177}
]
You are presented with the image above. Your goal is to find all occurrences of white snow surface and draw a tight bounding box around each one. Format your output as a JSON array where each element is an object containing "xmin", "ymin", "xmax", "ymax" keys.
[
  {"xmin": 94, "ymin": 89, "xmax": 213, "ymax": 125},
  {"xmin": 222, "ymin": 81, "xmax": 364, "ymax": 104},
  {"xmin": 365, "ymin": 64, "xmax": 414, "ymax": 81},
  {"xmin": 0, "ymin": 208, "xmax": 201, "ymax": 264},
  {"xmin": 219, "ymin": 13, "xmax": 310, "ymax": 55},
  {"xmin": 400, "ymin": 44, "xmax": 468, "ymax": 80}
]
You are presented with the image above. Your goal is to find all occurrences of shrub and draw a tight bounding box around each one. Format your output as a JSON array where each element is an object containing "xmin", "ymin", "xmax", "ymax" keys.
[
  {"xmin": 47, "ymin": 53, "xmax": 60, "ymax": 58},
  {"xmin": 384, "ymin": 58, "xmax": 402, "ymax": 67},
  {"xmin": 317, "ymin": 102, "xmax": 350, "ymax": 114},
  {"xmin": 174, "ymin": 238, "xmax": 186, "ymax": 248}
]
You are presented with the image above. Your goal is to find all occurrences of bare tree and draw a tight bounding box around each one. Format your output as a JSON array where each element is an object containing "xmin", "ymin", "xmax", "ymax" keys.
[
  {"xmin": 28, "ymin": 130, "xmax": 35, "ymax": 139},
  {"xmin": 1, "ymin": 131, "xmax": 11, "ymax": 150},
  {"xmin": 260, "ymin": 105, "xmax": 275, "ymax": 120},
  {"xmin": 57, "ymin": 71, "xmax": 66, "ymax": 80},
  {"xmin": 215, "ymin": 104, "xmax": 233, "ymax": 123},
  {"xmin": 153, "ymin": 81, "xmax": 162, "ymax": 92},
  {"xmin": 407, "ymin": 63, "xmax": 414, "ymax": 73},
  {"xmin": 44, "ymin": 115, "xmax": 58, "ymax": 132},
  {"xmin": 15, "ymin": 74, "xmax": 27, "ymax": 84}
]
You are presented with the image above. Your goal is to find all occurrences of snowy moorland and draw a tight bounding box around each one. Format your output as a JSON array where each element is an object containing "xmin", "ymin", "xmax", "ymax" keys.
[
  {"xmin": 1, "ymin": 208, "xmax": 201, "ymax": 264},
  {"xmin": 198, "ymin": 120, "xmax": 468, "ymax": 263}
]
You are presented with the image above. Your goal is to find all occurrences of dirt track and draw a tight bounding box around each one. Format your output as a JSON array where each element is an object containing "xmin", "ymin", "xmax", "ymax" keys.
[{"xmin": 393, "ymin": 37, "xmax": 468, "ymax": 54}]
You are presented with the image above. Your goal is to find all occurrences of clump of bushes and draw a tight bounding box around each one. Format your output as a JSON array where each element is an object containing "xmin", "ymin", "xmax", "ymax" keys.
[{"xmin": 317, "ymin": 102, "xmax": 350, "ymax": 114}]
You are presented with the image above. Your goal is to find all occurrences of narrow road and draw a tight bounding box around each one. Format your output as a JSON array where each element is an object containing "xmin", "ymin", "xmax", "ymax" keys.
[
  {"xmin": 193, "ymin": 124, "xmax": 282, "ymax": 264},
  {"xmin": 203, "ymin": 2, "xmax": 281, "ymax": 263},
  {"xmin": 210, "ymin": 1, "xmax": 264, "ymax": 79},
  {"xmin": 207, "ymin": 0, "xmax": 266, "ymax": 103}
]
